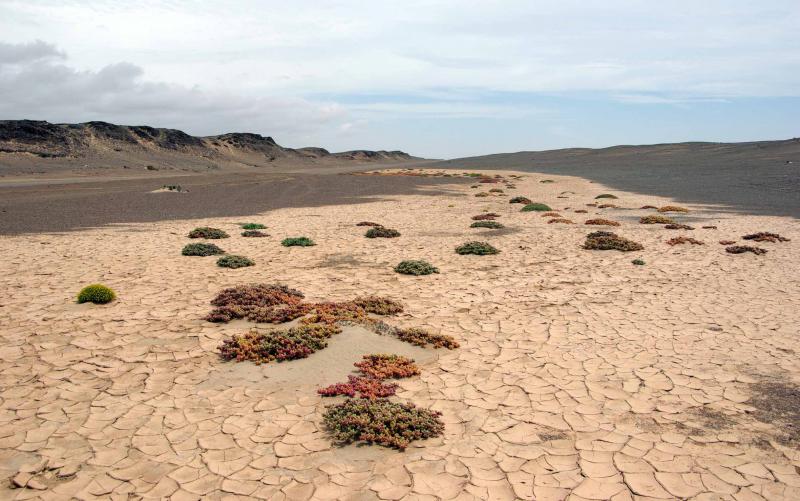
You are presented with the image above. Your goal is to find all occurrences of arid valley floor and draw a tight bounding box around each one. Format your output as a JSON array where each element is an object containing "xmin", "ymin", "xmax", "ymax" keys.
[{"xmin": 1, "ymin": 168, "xmax": 799, "ymax": 500}]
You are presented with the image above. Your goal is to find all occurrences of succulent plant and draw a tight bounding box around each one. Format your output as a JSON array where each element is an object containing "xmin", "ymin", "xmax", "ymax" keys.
[
  {"xmin": 666, "ymin": 236, "xmax": 704, "ymax": 246},
  {"xmin": 240, "ymin": 223, "xmax": 266, "ymax": 230},
  {"xmin": 583, "ymin": 232, "xmax": 644, "ymax": 252},
  {"xmin": 632, "ymin": 259, "xmax": 645, "ymax": 265},
  {"xmin": 585, "ymin": 218, "xmax": 620, "ymax": 226},
  {"xmin": 218, "ymin": 324, "xmax": 341, "ymax": 364},
  {"xmin": 658, "ymin": 205, "xmax": 689, "ymax": 213},
  {"xmin": 726, "ymin": 245, "xmax": 767, "ymax": 255},
  {"xmin": 595, "ymin": 194, "xmax": 618, "ymax": 199},
  {"xmin": 455, "ymin": 241, "xmax": 499, "ymax": 255},
  {"xmin": 356, "ymin": 221, "xmax": 382, "ymax": 227},
  {"xmin": 471, "ymin": 213, "xmax": 500, "ymax": 221},
  {"xmin": 664, "ymin": 224, "xmax": 694, "ymax": 230},
  {"xmin": 318, "ymin": 376, "xmax": 398, "ymax": 399},
  {"xmin": 281, "ymin": 237, "xmax": 316, "ymax": 247},
  {"xmin": 354, "ymin": 354, "xmax": 420, "ymax": 380},
  {"xmin": 547, "ymin": 218, "xmax": 574, "ymax": 224},
  {"xmin": 521, "ymin": 203, "xmax": 552, "ymax": 212},
  {"xmin": 640, "ymin": 215, "xmax": 675, "ymax": 225},
  {"xmin": 241, "ymin": 230, "xmax": 269, "ymax": 237},
  {"xmin": 77, "ymin": 284, "xmax": 116, "ymax": 304},
  {"xmin": 188, "ymin": 227, "xmax": 229, "ymax": 239},
  {"xmin": 394, "ymin": 260, "xmax": 439, "ymax": 275},
  {"xmin": 742, "ymin": 232, "xmax": 790, "ymax": 243},
  {"xmin": 217, "ymin": 255, "xmax": 255, "ymax": 268},
  {"xmin": 365, "ymin": 227, "xmax": 401, "ymax": 238},
  {"xmin": 182, "ymin": 242, "xmax": 225, "ymax": 256},
  {"xmin": 470, "ymin": 221, "xmax": 504, "ymax": 229},
  {"xmin": 509, "ymin": 196, "xmax": 532, "ymax": 204}
]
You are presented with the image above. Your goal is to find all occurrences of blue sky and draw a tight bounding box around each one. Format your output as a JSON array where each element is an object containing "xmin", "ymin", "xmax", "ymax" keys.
[{"xmin": 0, "ymin": 1, "xmax": 798, "ymax": 158}]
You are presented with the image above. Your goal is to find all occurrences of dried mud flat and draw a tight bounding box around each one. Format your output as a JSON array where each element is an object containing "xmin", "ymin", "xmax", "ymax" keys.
[{"xmin": 1, "ymin": 169, "xmax": 799, "ymax": 500}]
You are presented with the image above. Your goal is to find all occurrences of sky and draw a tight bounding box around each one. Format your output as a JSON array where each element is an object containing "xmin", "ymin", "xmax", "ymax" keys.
[{"xmin": 0, "ymin": 0, "xmax": 798, "ymax": 158}]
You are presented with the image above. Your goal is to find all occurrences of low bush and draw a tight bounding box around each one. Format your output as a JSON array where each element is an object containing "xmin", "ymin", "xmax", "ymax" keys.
[
  {"xmin": 475, "ymin": 192, "xmax": 490, "ymax": 197},
  {"xmin": 242, "ymin": 230, "xmax": 269, "ymax": 237},
  {"xmin": 640, "ymin": 215, "xmax": 675, "ymax": 224},
  {"xmin": 188, "ymin": 227, "xmax": 229, "ymax": 239},
  {"xmin": 282, "ymin": 237, "xmax": 315, "ymax": 247},
  {"xmin": 318, "ymin": 376, "xmax": 397, "ymax": 399},
  {"xmin": 356, "ymin": 221, "xmax": 382, "ymax": 227},
  {"xmin": 658, "ymin": 205, "xmax": 689, "ymax": 213},
  {"xmin": 470, "ymin": 221, "xmax": 504, "ymax": 229},
  {"xmin": 323, "ymin": 398, "xmax": 444, "ymax": 450},
  {"xmin": 595, "ymin": 194, "xmax": 618, "ymax": 199},
  {"xmin": 597, "ymin": 203, "xmax": 618, "ymax": 209},
  {"xmin": 471, "ymin": 213, "xmax": 500, "ymax": 220},
  {"xmin": 719, "ymin": 240, "xmax": 736, "ymax": 245},
  {"xmin": 217, "ymin": 255, "xmax": 255, "ymax": 268},
  {"xmin": 632, "ymin": 259, "xmax": 645, "ymax": 266},
  {"xmin": 77, "ymin": 284, "xmax": 116, "ymax": 304},
  {"xmin": 521, "ymin": 203, "xmax": 552, "ymax": 212},
  {"xmin": 390, "ymin": 326, "xmax": 460, "ymax": 349},
  {"xmin": 702, "ymin": 225, "xmax": 718, "ymax": 229},
  {"xmin": 583, "ymin": 232, "xmax": 644, "ymax": 252},
  {"xmin": 205, "ymin": 284, "xmax": 308, "ymax": 323},
  {"xmin": 640, "ymin": 205, "xmax": 657, "ymax": 209},
  {"xmin": 488, "ymin": 188, "xmax": 504, "ymax": 193},
  {"xmin": 352, "ymin": 296, "xmax": 404, "ymax": 315},
  {"xmin": 365, "ymin": 227, "xmax": 401, "ymax": 238},
  {"xmin": 240, "ymin": 223, "xmax": 266, "ymax": 230},
  {"xmin": 665, "ymin": 224, "xmax": 694, "ymax": 230},
  {"xmin": 218, "ymin": 324, "xmax": 340, "ymax": 364},
  {"xmin": 548, "ymin": 218, "xmax": 574, "ymax": 224},
  {"xmin": 394, "ymin": 260, "xmax": 440, "ymax": 275},
  {"xmin": 743, "ymin": 232, "xmax": 790, "ymax": 243},
  {"xmin": 574, "ymin": 209, "xmax": 588, "ymax": 214},
  {"xmin": 666, "ymin": 237, "xmax": 704, "ymax": 246},
  {"xmin": 509, "ymin": 196, "xmax": 532, "ymax": 204},
  {"xmin": 540, "ymin": 179, "xmax": 555, "ymax": 183},
  {"xmin": 456, "ymin": 241, "xmax": 499, "ymax": 255},
  {"xmin": 541, "ymin": 212, "xmax": 561, "ymax": 217},
  {"xmin": 354, "ymin": 354, "xmax": 420, "ymax": 379},
  {"xmin": 726, "ymin": 245, "xmax": 767, "ymax": 255},
  {"xmin": 585, "ymin": 218, "xmax": 620, "ymax": 226},
  {"xmin": 182, "ymin": 242, "xmax": 225, "ymax": 256}
]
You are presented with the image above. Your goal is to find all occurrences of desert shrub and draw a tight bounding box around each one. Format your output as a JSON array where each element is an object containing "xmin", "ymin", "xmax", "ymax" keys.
[
  {"xmin": 595, "ymin": 194, "xmax": 618, "ymax": 199},
  {"xmin": 540, "ymin": 179, "xmax": 554, "ymax": 183},
  {"xmin": 726, "ymin": 245, "xmax": 767, "ymax": 255},
  {"xmin": 585, "ymin": 218, "xmax": 620, "ymax": 226},
  {"xmin": 352, "ymin": 296, "xmax": 404, "ymax": 315},
  {"xmin": 188, "ymin": 227, "xmax": 229, "ymax": 239},
  {"xmin": 389, "ymin": 326, "xmax": 460, "ymax": 349},
  {"xmin": 218, "ymin": 324, "xmax": 340, "ymax": 364},
  {"xmin": 470, "ymin": 185, "xmax": 479, "ymax": 188},
  {"xmin": 521, "ymin": 203, "xmax": 552, "ymax": 212},
  {"xmin": 240, "ymin": 223, "xmax": 266, "ymax": 230},
  {"xmin": 703, "ymin": 225, "xmax": 718, "ymax": 229},
  {"xmin": 182, "ymin": 242, "xmax": 225, "ymax": 256},
  {"xmin": 77, "ymin": 284, "xmax": 116, "ymax": 304},
  {"xmin": 488, "ymin": 188, "xmax": 504, "ymax": 193},
  {"xmin": 323, "ymin": 398, "xmax": 444, "ymax": 450},
  {"xmin": 574, "ymin": 209, "xmax": 588, "ymax": 214},
  {"xmin": 455, "ymin": 241, "xmax": 499, "ymax": 255},
  {"xmin": 470, "ymin": 221, "xmax": 504, "ymax": 229},
  {"xmin": 541, "ymin": 212, "xmax": 561, "ymax": 217},
  {"xmin": 217, "ymin": 255, "xmax": 255, "ymax": 268},
  {"xmin": 641, "ymin": 205, "xmax": 657, "ymax": 209},
  {"xmin": 318, "ymin": 376, "xmax": 398, "ymax": 399},
  {"xmin": 548, "ymin": 218, "xmax": 574, "ymax": 224},
  {"xmin": 597, "ymin": 203, "xmax": 618, "ymax": 209},
  {"xmin": 719, "ymin": 240, "xmax": 736, "ymax": 245},
  {"xmin": 282, "ymin": 237, "xmax": 315, "ymax": 246},
  {"xmin": 743, "ymin": 232, "xmax": 790, "ymax": 243},
  {"xmin": 479, "ymin": 177, "xmax": 501, "ymax": 183},
  {"xmin": 394, "ymin": 260, "xmax": 439, "ymax": 275},
  {"xmin": 475, "ymin": 192, "xmax": 490, "ymax": 197},
  {"xmin": 471, "ymin": 213, "xmax": 500, "ymax": 220},
  {"xmin": 354, "ymin": 354, "xmax": 420, "ymax": 379},
  {"xmin": 658, "ymin": 205, "xmax": 689, "ymax": 213},
  {"xmin": 665, "ymin": 224, "xmax": 694, "ymax": 230},
  {"xmin": 583, "ymin": 232, "xmax": 644, "ymax": 252},
  {"xmin": 509, "ymin": 196, "xmax": 532, "ymax": 204},
  {"xmin": 365, "ymin": 227, "xmax": 401, "ymax": 238},
  {"xmin": 206, "ymin": 284, "xmax": 308, "ymax": 323},
  {"xmin": 640, "ymin": 215, "xmax": 675, "ymax": 224},
  {"xmin": 632, "ymin": 259, "xmax": 645, "ymax": 266},
  {"xmin": 242, "ymin": 230, "xmax": 269, "ymax": 237},
  {"xmin": 356, "ymin": 221, "xmax": 382, "ymax": 227},
  {"xmin": 666, "ymin": 236, "xmax": 704, "ymax": 246}
]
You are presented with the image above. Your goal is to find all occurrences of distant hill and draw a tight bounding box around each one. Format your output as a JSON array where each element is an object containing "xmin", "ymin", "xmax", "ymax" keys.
[{"xmin": 0, "ymin": 120, "xmax": 416, "ymax": 173}]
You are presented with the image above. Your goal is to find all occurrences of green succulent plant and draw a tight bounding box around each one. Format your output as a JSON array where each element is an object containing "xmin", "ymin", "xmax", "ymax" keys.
[
  {"xmin": 77, "ymin": 284, "xmax": 116, "ymax": 304},
  {"xmin": 281, "ymin": 237, "xmax": 316, "ymax": 247},
  {"xmin": 182, "ymin": 243, "xmax": 225, "ymax": 256},
  {"xmin": 455, "ymin": 241, "xmax": 499, "ymax": 255},
  {"xmin": 217, "ymin": 255, "xmax": 255, "ymax": 268},
  {"xmin": 394, "ymin": 260, "xmax": 439, "ymax": 275},
  {"xmin": 521, "ymin": 203, "xmax": 552, "ymax": 212}
]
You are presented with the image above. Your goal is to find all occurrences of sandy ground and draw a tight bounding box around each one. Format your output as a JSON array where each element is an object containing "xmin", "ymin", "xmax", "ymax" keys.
[{"xmin": 1, "ymin": 169, "xmax": 799, "ymax": 500}]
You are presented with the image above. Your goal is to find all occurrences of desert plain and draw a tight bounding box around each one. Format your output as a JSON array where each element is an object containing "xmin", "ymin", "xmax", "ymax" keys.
[{"xmin": 0, "ymin": 167, "xmax": 799, "ymax": 501}]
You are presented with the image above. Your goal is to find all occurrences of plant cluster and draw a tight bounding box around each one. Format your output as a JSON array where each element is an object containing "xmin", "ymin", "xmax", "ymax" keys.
[
  {"xmin": 585, "ymin": 218, "xmax": 620, "ymax": 226},
  {"xmin": 488, "ymin": 188, "xmax": 504, "ymax": 193},
  {"xmin": 521, "ymin": 203, "xmax": 552, "ymax": 212},
  {"xmin": 719, "ymin": 240, "xmax": 736, "ymax": 245},
  {"xmin": 455, "ymin": 241, "xmax": 499, "ymax": 255},
  {"xmin": 162, "ymin": 184, "xmax": 183, "ymax": 192},
  {"xmin": 242, "ymin": 230, "xmax": 269, "ymax": 237},
  {"xmin": 281, "ymin": 237, "xmax": 315, "ymax": 246},
  {"xmin": 365, "ymin": 227, "xmax": 401, "ymax": 238},
  {"xmin": 475, "ymin": 192, "xmax": 490, "ymax": 197},
  {"xmin": 548, "ymin": 218, "xmax": 574, "ymax": 224},
  {"xmin": 540, "ymin": 179, "xmax": 555, "ymax": 183},
  {"xmin": 471, "ymin": 213, "xmax": 500, "ymax": 220},
  {"xmin": 479, "ymin": 177, "xmax": 501, "ymax": 183},
  {"xmin": 394, "ymin": 260, "xmax": 440, "ymax": 275},
  {"xmin": 470, "ymin": 221, "xmax": 504, "ymax": 229},
  {"xmin": 743, "ymin": 232, "xmax": 790, "ymax": 243},
  {"xmin": 640, "ymin": 205, "xmax": 657, "ymax": 209},
  {"xmin": 595, "ymin": 194, "xmax": 618, "ymax": 199},
  {"xmin": 240, "ymin": 223, "xmax": 266, "ymax": 230},
  {"xmin": 356, "ymin": 221, "xmax": 382, "ymax": 227},
  {"xmin": 509, "ymin": 196, "xmax": 532, "ymax": 204},
  {"xmin": 182, "ymin": 242, "xmax": 225, "ymax": 256},
  {"xmin": 323, "ymin": 399, "xmax": 444, "ymax": 450},
  {"xmin": 574, "ymin": 209, "xmax": 588, "ymax": 214},
  {"xmin": 188, "ymin": 227, "xmax": 229, "ymax": 239},
  {"xmin": 702, "ymin": 225, "xmax": 718, "ymax": 229},
  {"xmin": 658, "ymin": 205, "xmax": 689, "ymax": 213},
  {"xmin": 318, "ymin": 375, "xmax": 398, "ymax": 399},
  {"xmin": 205, "ymin": 284, "xmax": 308, "ymax": 323},
  {"xmin": 385, "ymin": 325, "xmax": 460, "ymax": 349},
  {"xmin": 632, "ymin": 259, "xmax": 645, "ymax": 266},
  {"xmin": 665, "ymin": 224, "xmax": 694, "ymax": 230},
  {"xmin": 597, "ymin": 204, "xmax": 618, "ymax": 209},
  {"xmin": 666, "ymin": 236, "xmax": 704, "ymax": 246},
  {"xmin": 640, "ymin": 215, "xmax": 675, "ymax": 225},
  {"xmin": 218, "ymin": 323, "xmax": 340, "ymax": 364},
  {"xmin": 541, "ymin": 212, "xmax": 561, "ymax": 217},
  {"xmin": 354, "ymin": 354, "xmax": 420, "ymax": 379},
  {"xmin": 217, "ymin": 255, "xmax": 255, "ymax": 268},
  {"xmin": 726, "ymin": 245, "xmax": 768, "ymax": 255},
  {"xmin": 583, "ymin": 231, "xmax": 644, "ymax": 252},
  {"xmin": 77, "ymin": 284, "xmax": 116, "ymax": 304}
]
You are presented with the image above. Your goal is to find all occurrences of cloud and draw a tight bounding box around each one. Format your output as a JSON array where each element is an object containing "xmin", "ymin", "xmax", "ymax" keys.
[{"xmin": 0, "ymin": 40, "xmax": 348, "ymax": 142}]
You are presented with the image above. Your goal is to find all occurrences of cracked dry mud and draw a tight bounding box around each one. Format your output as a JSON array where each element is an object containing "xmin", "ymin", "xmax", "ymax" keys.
[{"xmin": 1, "ymin": 170, "xmax": 799, "ymax": 500}]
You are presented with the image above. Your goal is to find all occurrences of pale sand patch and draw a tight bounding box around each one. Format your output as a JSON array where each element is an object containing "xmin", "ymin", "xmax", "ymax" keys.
[{"xmin": 1, "ymin": 168, "xmax": 799, "ymax": 499}]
